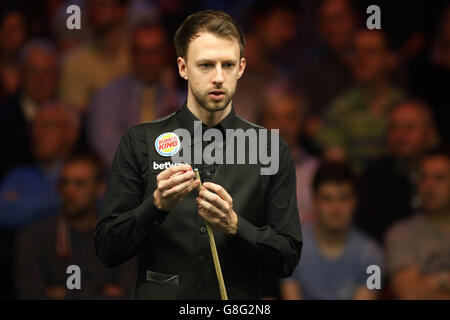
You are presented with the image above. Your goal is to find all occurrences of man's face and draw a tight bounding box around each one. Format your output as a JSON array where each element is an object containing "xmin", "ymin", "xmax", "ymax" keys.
[
  {"xmin": 419, "ymin": 156, "xmax": 450, "ymax": 213},
  {"xmin": 0, "ymin": 12, "xmax": 26, "ymax": 57},
  {"xmin": 23, "ymin": 49, "xmax": 58, "ymax": 105},
  {"xmin": 387, "ymin": 105, "xmax": 431, "ymax": 159},
  {"xmin": 314, "ymin": 182, "xmax": 355, "ymax": 232},
  {"xmin": 132, "ymin": 27, "xmax": 167, "ymax": 84},
  {"xmin": 86, "ymin": 0, "xmax": 121, "ymax": 33},
  {"xmin": 261, "ymin": 9, "xmax": 298, "ymax": 52},
  {"xmin": 262, "ymin": 96, "xmax": 302, "ymax": 149},
  {"xmin": 58, "ymin": 161, "xmax": 102, "ymax": 218},
  {"xmin": 318, "ymin": 0, "xmax": 355, "ymax": 53},
  {"xmin": 352, "ymin": 31, "xmax": 390, "ymax": 84},
  {"xmin": 32, "ymin": 109, "xmax": 68, "ymax": 162},
  {"xmin": 178, "ymin": 32, "xmax": 246, "ymax": 113}
]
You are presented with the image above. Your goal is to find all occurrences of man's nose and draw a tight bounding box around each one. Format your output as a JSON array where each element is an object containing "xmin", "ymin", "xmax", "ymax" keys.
[{"xmin": 212, "ymin": 65, "xmax": 224, "ymax": 84}]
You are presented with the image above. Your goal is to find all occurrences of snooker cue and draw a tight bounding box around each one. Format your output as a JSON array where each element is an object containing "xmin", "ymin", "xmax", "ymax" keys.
[{"xmin": 194, "ymin": 168, "xmax": 228, "ymax": 300}]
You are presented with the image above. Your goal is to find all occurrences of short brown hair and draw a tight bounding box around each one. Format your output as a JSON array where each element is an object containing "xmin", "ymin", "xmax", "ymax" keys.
[
  {"xmin": 313, "ymin": 162, "xmax": 356, "ymax": 194},
  {"xmin": 173, "ymin": 10, "xmax": 245, "ymax": 59},
  {"xmin": 63, "ymin": 150, "xmax": 106, "ymax": 182}
]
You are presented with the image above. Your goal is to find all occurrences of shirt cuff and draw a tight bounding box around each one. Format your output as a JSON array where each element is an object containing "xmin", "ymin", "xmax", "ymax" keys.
[
  {"xmin": 225, "ymin": 215, "xmax": 258, "ymax": 246},
  {"xmin": 135, "ymin": 197, "xmax": 169, "ymax": 232}
]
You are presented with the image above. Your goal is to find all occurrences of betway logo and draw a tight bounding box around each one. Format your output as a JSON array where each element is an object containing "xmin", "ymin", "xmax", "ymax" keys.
[{"xmin": 153, "ymin": 161, "xmax": 183, "ymax": 170}]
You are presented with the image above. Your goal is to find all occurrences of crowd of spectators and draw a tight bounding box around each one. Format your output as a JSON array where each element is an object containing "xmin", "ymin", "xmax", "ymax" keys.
[{"xmin": 0, "ymin": 0, "xmax": 449, "ymax": 299}]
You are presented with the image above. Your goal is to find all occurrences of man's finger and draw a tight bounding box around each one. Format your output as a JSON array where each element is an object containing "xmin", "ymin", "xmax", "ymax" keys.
[
  {"xmin": 198, "ymin": 207, "xmax": 222, "ymax": 225},
  {"xmin": 202, "ymin": 182, "xmax": 233, "ymax": 203},
  {"xmin": 159, "ymin": 170, "xmax": 195, "ymax": 191},
  {"xmin": 180, "ymin": 179, "xmax": 200, "ymax": 196},
  {"xmin": 199, "ymin": 187, "xmax": 229, "ymax": 212},
  {"xmin": 163, "ymin": 178, "xmax": 196, "ymax": 198},
  {"xmin": 196, "ymin": 197, "xmax": 226, "ymax": 220},
  {"xmin": 157, "ymin": 164, "xmax": 192, "ymax": 181}
]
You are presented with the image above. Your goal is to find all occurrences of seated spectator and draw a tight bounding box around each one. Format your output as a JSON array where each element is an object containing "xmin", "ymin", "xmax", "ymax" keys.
[
  {"xmin": 0, "ymin": 39, "xmax": 59, "ymax": 180},
  {"xmin": 0, "ymin": 103, "xmax": 78, "ymax": 299},
  {"xmin": 259, "ymin": 83, "xmax": 319, "ymax": 299},
  {"xmin": 356, "ymin": 100, "xmax": 438, "ymax": 243},
  {"xmin": 296, "ymin": 0, "xmax": 356, "ymax": 132},
  {"xmin": 60, "ymin": 0, "xmax": 129, "ymax": 113},
  {"xmin": 233, "ymin": 0, "xmax": 301, "ymax": 123},
  {"xmin": 410, "ymin": 4, "xmax": 450, "ymax": 149},
  {"xmin": 0, "ymin": 3, "xmax": 27, "ymax": 102},
  {"xmin": 0, "ymin": 3, "xmax": 26, "ymax": 62},
  {"xmin": 281, "ymin": 162, "xmax": 383, "ymax": 300},
  {"xmin": 316, "ymin": 29, "xmax": 404, "ymax": 173},
  {"xmin": 15, "ymin": 151, "xmax": 135, "ymax": 299},
  {"xmin": 88, "ymin": 19, "xmax": 182, "ymax": 167},
  {"xmin": 385, "ymin": 150, "xmax": 450, "ymax": 300},
  {"xmin": 0, "ymin": 103, "xmax": 79, "ymax": 229},
  {"xmin": 261, "ymin": 83, "xmax": 319, "ymax": 221}
]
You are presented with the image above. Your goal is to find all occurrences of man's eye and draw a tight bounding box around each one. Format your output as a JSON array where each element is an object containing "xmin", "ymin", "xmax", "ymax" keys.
[
  {"xmin": 200, "ymin": 63, "xmax": 212, "ymax": 68},
  {"xmin": 224, "ymin": 63, "xmax": 235, "ymax": 68}
]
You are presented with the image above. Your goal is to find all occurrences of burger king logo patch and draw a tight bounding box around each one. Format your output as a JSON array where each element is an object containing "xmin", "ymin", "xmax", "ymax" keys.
[{"xmin": 155, "ymin": 132, "xmax": 181, "ymax": 157}]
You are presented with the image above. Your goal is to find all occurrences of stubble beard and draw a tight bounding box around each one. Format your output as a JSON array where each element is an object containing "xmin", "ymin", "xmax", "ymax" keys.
[{"xmin": 190, "ymin": 84, "xmax": 234, "ymax": 113}]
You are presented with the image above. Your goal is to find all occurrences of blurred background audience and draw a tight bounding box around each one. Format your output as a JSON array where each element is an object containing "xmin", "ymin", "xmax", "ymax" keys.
[
  {"xmin": 15, "ymin": 151, "xmax": 135, "ymax": 299},
  {"xmin": 355, "ymin": 100, "xmax": 438, "ymax": 243},
  {"xmin": 385, "ymin": 150, "xmax": 450, "ymax": 299},
  {"xmin": 281, "ymin": 162, "xmax": 383, "ymax": 300},
  {"xmin": 260, "ymin": 82, "xmax": 319, "ymax": 221},
  {"xmin": 316, "ymin": 29, "xmax": 404, "ymax": 173},
  {"xmin": 87, "ymin": 18, "xmax": 182, "ymax": 166},
  {"xmin": 0, "ymin": 0, "xmax": 448, "ymax": 300}
]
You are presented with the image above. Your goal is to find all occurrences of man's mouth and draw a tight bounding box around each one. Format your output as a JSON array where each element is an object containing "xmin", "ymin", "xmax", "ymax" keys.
[{"xmin": 208, "ymin": 90, "xmax": 225, "ymax": 100}]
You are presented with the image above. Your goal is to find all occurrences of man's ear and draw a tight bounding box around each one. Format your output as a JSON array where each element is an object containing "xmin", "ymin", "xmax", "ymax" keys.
[
  {"xmin": 177, "ymin": 57, "xmax": 188, "ymax": 80},
  {"xmin": 237, "ymin": 57, "xmax": 246, "ymax": 80}
]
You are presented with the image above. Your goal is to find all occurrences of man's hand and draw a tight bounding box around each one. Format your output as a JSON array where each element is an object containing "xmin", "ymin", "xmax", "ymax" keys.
[
  {"xmin": 196, "ymin": 182, "xmax": 238, "ymax": 235},
  {"xmin": 153, "ymin": 164, "xmax": 200, "ymax": 211}
]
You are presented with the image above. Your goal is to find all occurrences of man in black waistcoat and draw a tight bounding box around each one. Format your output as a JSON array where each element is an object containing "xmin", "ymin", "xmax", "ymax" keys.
[{"xmin": 94, "ymin": 10, "xmax": 302, "ymax": 299}]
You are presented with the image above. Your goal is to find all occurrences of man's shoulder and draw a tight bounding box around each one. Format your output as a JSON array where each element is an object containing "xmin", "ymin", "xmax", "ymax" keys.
[
  {"xmin": 97, "ymin": 75, "xmax": 134, "ymax": 94},
  {"xmin": 123, "ymin": 111, "xmax": 179, "ymax": 142},
  {"xmin": 61, "ymin": 44, "xmax": 95, "ymax": 68},
  {"xmin": 385, "ymin": 214, "xmax": 423, "ymax": 243},
  {"xmin": 350, "ymin": 227, "xmax": 382, "ymax": 252},
  {"xmin": 1, "ymin": 165, "xmax": 40, "ymax": 185},
  {"xmin": 234, "ymin": 114, "xmax": 264, "ymax": 130},
  {"xmin": 234, "ymin": 115, "xmax": 290, "ymax": 151}
]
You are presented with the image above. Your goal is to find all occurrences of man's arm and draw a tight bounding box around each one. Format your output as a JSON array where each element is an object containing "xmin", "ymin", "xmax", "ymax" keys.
[
  {"xmin": 392, "ymin": 267, "xmax": 450, "ymax": 300},
  {"xmin": 94, "ymin": 129, "xmax": 199, "ymax": 268},
  {"xmin": 0, "ymin": 170, "xmax": 59, "ymax": 229},
  {"xmin": 384, "ymin": 221, "xmax": 450, "ymax": 299},
  {"xmin": 225, "ymin": 140, "xmax": 303, "ymax": 278},
  {"xmin": 94, "ymin": 130, "xmax": 169, "ymax": 267}
]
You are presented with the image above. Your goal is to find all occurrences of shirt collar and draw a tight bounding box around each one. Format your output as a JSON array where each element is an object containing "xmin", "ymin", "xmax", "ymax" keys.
[{"xmin": 176, "ymin": 100, "xmax": 236, "ymax": 137}]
